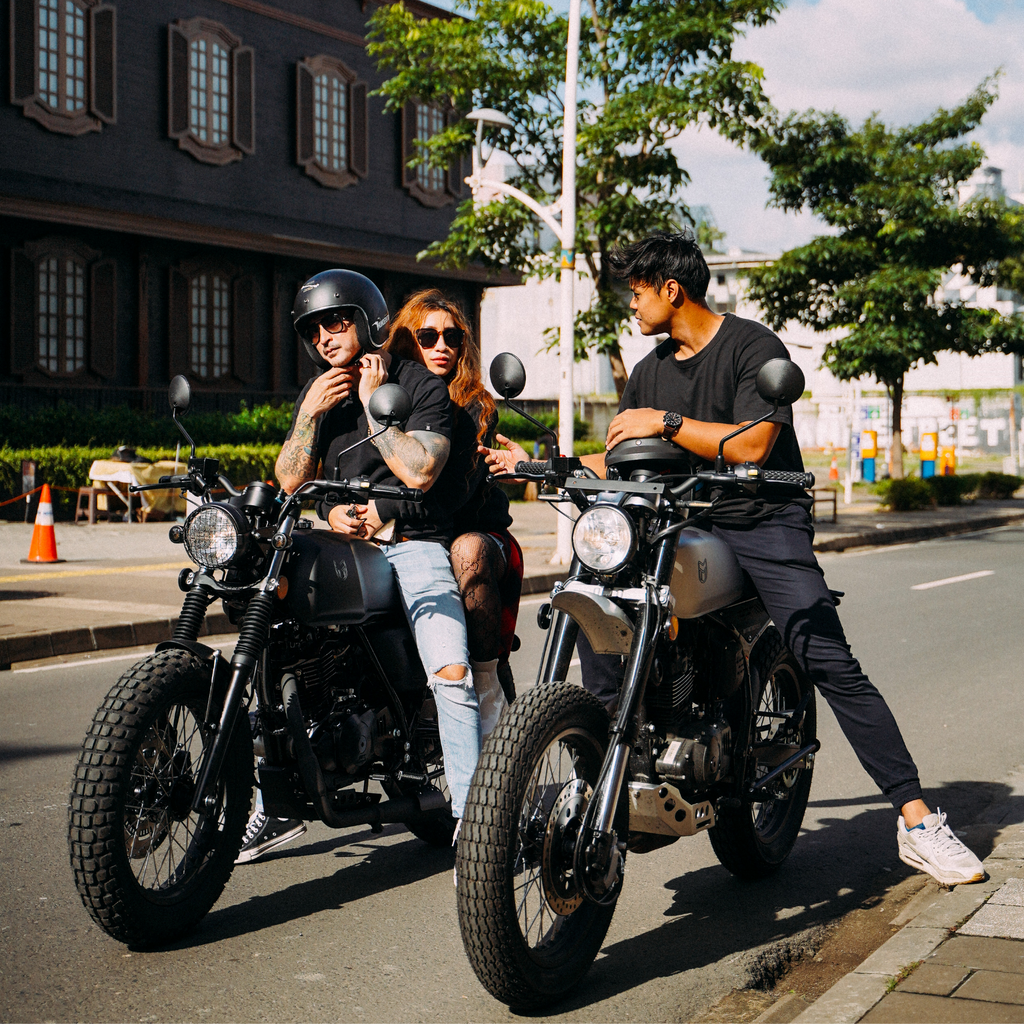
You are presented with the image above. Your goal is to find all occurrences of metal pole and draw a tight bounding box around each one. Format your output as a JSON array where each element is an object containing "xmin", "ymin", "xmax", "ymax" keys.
[{"xmin": 553, "ymin": 0, "xmax": 581, "ymax": 566}]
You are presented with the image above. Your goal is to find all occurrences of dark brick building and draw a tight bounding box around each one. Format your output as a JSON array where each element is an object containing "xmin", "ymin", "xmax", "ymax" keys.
[{"xmin": 1, "ymin": 0, "xmax": 497, "ymax": 413}]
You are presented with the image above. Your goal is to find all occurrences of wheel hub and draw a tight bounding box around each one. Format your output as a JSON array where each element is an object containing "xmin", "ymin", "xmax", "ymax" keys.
[{"xmin": 541, "ymin": 778, "xmax": 591, "ymax": 916}]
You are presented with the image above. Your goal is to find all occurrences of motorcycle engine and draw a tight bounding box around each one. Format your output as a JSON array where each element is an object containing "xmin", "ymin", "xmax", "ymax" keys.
[
  {"xmin": 311, "ymin": 701, "xmax": 392, "ymax": 777},
  {"xmin": 655, "ymin": 718, "xmax": 732, "ymax": 786}
]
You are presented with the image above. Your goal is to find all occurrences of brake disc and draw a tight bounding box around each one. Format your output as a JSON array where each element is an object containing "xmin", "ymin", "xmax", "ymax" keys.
[{"xmin": 541, "ymin": 778, "xmax": 592, "ymax": 916}]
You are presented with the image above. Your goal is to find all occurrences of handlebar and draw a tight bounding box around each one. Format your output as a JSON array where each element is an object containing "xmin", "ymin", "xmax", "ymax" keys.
[
  {"xmin": 760, "ymin": 469, "xmax": 816, "ymax": 488},
  {"xmin": 313, "ymin": 478, "xmax": 424, "ymax": 502}
]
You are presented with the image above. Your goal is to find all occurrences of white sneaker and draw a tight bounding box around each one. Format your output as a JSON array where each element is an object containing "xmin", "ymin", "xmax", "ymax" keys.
[{"xmin": 897, "ymin": 808, "xmax": 985, "ymax": 885}]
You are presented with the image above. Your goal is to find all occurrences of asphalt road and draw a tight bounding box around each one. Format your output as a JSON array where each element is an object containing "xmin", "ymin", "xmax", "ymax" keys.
[{"xmin": 2, "ymin": 526, "xmax": 1023, "ymax": 1023}]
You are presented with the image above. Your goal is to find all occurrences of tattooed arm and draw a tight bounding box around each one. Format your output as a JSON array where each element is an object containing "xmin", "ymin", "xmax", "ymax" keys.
[{"xmin": 368, "ymin": 427, "xmax": 450, "ymax": 491}]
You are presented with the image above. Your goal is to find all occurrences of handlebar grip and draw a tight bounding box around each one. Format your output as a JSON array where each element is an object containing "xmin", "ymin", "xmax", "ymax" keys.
[
  {"xmin": 761, "ymin": 469, "xmax": 815, "ymax": 489},
  {"xmin": 514, "ymin": 461, "xmax": 547, "ymax": 478},
  {"xmin": 369, "ymin": 484, "xmax": 424, "ymax": 502}
]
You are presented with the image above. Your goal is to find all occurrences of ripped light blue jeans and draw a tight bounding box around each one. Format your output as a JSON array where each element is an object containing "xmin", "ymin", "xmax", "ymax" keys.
[{"xmin": 381, "ymin": 538, "xmax": 481, "ymax": 819}]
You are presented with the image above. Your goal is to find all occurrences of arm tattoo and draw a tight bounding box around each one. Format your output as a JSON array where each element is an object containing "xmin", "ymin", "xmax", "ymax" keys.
[
  {"xmin": 372, "ymin": 428, "xmax": 450, "ymax": 488},
  {"xmin": 276, "ymin": 411, "xmax": 320, "ymax": 483}
]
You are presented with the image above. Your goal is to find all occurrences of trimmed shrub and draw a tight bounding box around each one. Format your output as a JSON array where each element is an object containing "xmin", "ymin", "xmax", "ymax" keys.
[
  {"xmin": 974, "ymin": 472, "xmax": 1022, "ymax": 499},
  {"xmin": 878, "ymin": 478, "xmax": 933, "ymax": 511},
  {"xmin": 0, "ymin": 444, "xmax": 280, "ymax": 521},
  {"xmin": 496, "ymin": 409, "xmax": 590, "ymax": 443},
  {"xmin": 926, "ymin": 474, "xmax": 966, "ymax": 506}
]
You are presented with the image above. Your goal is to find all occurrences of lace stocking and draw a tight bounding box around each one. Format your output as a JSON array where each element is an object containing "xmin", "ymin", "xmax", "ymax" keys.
[{"xmin": 450, "ymin": 532, "xmax": 505, "ymax": 662}]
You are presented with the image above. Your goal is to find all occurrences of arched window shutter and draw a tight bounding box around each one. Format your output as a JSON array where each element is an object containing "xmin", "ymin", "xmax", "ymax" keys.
[
  {"xmin": 167, "ymin": 25, "xmax": 189, "ymax": 139},
  {"xmin": 233, "ymin": 46, "xmax": 255, "ymax": 154},
  {"xmin": 233, "ymin": 276, "xmax": 256, "ymax": 384},
  {"xmin": 296, "ymin": 61, "xmax": 315, "ymax": 166},
  {"xmin": 168, "ymin": 268, "xmax": 190, "ymax": 378},
  {"xmin": 89, "ymin": 5, "xmax": 117, "ymax": 124},
  {"xmin": 10, "ymin": 0, "xmax": 36, "ymax": 105},
  {"xmin": 401, "ymin": 101, "xmax": 418, "ymax": 185},
  {"xmin": 90, "ymin": 259, "xmax": 117, "ymax": 378},
  {"xmin": 10, "ymin": 251, "xmax": 36, "ymax": 373},
  {"xmin": 349, "ymin": 81, "xmax": 368, "ymax": 178}
]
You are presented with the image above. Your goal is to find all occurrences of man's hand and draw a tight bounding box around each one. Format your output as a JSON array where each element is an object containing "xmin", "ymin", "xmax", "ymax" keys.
[
  {"xmin": 327, "ymin": 500, "xmax": 384, "ymax": 539},
  {"xmin": 358, "ymin": 353, "xmax": 389, "ymax": 409},
  {"xmin": 301, "ymin": 365, "xmax": 359, "ymax": 419},
  {"xmin": 605, "ymin": 408, "xmax": 666, "ymax": 450},
  {"xmin": 480, "ymin": 433, "xmax": 531, "ymax": 476}
]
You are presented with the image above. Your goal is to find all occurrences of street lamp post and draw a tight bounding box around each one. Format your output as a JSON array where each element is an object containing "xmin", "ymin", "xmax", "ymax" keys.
[{"xmin": 465, "ymin": 0, "xmax": 582, "ymax": 565}]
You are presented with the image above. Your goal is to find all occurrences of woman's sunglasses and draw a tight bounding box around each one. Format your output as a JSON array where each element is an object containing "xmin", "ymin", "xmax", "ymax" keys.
[
  {"xmin": 301, "ymin": 315, "xmax": 354, "ymax": 342},
  {"xmin": 416, "ymin": 327, "xmax": 465, "ymax": 349}
]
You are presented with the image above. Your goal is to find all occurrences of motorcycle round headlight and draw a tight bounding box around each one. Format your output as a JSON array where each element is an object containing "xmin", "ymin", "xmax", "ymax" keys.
[
  {"xmin": 572, "ymin": 505, "xmax": 636, "ymax": 574},
  {"xmin": 183, "ymin": 504, "xmax": 250, "ymax": 569}
]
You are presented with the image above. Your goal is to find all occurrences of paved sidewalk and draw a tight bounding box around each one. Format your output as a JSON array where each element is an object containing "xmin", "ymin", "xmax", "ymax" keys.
[
  {"xmin": 775, "ymin": 777, "xmax": 1024, "ymax": 1023},
  {"xmin": 1, "ymin": 496, "xmax": 1022, "ymax": 669}
]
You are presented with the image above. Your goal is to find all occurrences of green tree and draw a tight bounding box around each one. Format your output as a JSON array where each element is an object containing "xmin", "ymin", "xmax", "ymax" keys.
[
  {"xmin": 367, "ymin": 0, "xmax": 782, "ymax": 396},
  {"xmin": 745, "ymin": 80, "xmax": 1024, "ymax": 478}
]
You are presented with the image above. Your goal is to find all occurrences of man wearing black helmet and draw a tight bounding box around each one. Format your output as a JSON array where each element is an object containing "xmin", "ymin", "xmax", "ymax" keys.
[{"xmin": 236, "ymin": 268, "xmax": 482, "ymax": 865}]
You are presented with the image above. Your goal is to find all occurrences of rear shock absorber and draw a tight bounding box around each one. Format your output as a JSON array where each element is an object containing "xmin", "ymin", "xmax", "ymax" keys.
[{"xmin": 173, "ymin": 585, "xmax": 214, "ymax": 642}]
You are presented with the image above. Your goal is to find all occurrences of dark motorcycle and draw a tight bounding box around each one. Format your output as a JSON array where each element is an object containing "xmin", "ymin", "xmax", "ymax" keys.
[
  {"xmin": 456, "ymin": 354, "xmax": 824, "ymax": 1008},
  {"xmin": 68, "ymin": 376, "xmax": 455, "ymax": 947}
]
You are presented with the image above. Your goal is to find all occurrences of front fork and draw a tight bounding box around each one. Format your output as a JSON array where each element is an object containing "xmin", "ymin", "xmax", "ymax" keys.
[
  {"xmin": 541, "ymin": 539, "xmax": 675, "ymax": 904},
  {"xmin": 190, "ymin": 513, "xmax": 297, "ymax": 814}
]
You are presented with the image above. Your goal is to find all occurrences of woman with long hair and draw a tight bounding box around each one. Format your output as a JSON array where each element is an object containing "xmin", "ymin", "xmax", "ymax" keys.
[{"xmin": 386, "ymin": 289, "xmax": 522, "ymax": 734}]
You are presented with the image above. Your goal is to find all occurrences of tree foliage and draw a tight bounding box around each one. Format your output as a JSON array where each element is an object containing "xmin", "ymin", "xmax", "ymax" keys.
[
  {"xmin": 367, "ymin": 0, "xmax": 782, "ymax": 394},
  {"xmin": 745, "ymin": 80, "xmax": 1024, "ymax": 477}
]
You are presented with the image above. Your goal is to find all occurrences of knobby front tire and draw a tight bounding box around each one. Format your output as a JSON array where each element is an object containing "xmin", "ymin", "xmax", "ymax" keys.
[
  {"xmin": 456, "ymin": 682, "xmax": 622, "ymax": 1010},
  {"xmin": 68, "ymin": 650, "xmax": 253, "ymax": 947}
]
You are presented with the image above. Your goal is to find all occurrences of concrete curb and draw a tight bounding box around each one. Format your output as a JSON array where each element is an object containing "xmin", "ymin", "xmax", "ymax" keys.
[
  {"xmin": 791, "ymin": 812, "xmax": 1024, "ymax": 1023},
  {"xmin": 812, "ymin": 509, "xmax": 1024, "ymax": 553}
]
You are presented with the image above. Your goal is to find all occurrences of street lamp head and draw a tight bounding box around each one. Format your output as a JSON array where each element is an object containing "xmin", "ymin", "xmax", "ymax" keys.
[{"xmin": 465, "ymin": 108, "xmax": 513, "ymax": 128}]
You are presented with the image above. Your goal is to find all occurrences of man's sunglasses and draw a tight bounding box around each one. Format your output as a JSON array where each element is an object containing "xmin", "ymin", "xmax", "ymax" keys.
[
  {"xmin": 416, "ymin": 327, "xmax": 465, "ymax": 349},
  {"xmin": 301, "ymin": 315, "xmax": 354, "ymax": 342}
]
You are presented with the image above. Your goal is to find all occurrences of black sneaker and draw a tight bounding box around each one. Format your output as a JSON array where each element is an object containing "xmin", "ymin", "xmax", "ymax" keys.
[{"xmin": 234, "ymin": 811, "xmax": 306, "ymax": 864}]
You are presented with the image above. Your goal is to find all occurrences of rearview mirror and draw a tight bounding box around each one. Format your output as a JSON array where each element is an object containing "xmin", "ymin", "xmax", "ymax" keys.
[
  {"xmin": 755, "ymin": 359, "xmax": 805, "ymax": 407},
  {"xmin": 368, "ymin": 383, "xmax": 412, "ymax": 428},
  {"xmin": 168, "ymin": 375, "xmax": 192, "ymax": 416},
  {"xmin": 489, "ymin": 352, "xmax": 526, "ymax": 400}
]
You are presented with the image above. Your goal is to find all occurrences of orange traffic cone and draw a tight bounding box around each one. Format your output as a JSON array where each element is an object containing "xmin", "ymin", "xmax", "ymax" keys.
[
  {"xmin": 22, "ymin": 484, "xmax": 65, "ymax": 564},
  {"xmin": 828, "ymin": 455, "xmax": 839, "ymax": 481}
]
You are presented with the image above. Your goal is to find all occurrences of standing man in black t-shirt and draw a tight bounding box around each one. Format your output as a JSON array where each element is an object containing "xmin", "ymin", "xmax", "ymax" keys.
[{"xmin": 486, "ymin": 233, "xmax": 984, "ymax": 886}]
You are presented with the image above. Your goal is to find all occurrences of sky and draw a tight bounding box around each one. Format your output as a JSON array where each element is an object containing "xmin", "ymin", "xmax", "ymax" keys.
[{"xmin": 681, "ymin": 0, "xmax": 1024, "ymax": 253}]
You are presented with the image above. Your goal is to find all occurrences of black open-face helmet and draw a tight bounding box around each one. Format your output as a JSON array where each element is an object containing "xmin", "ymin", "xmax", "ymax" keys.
[{"xmin": 292, "ymin": 269, "xmax": 390, "ymax": 369}]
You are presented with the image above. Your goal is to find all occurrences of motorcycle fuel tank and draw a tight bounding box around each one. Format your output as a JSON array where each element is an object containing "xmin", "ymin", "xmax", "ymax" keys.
[
  {"xmin": 282, "ymin": 530, "xmax": 399, "ymax": 625},
  {"xmin": 669, "ymin": 528, "xmax": 745, "ymax": 618}
]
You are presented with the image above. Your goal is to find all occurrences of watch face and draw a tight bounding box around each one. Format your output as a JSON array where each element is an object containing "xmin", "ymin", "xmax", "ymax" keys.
[{"xmin": 663, "ymin": 412, "xmax": 682, "ymax": 436}]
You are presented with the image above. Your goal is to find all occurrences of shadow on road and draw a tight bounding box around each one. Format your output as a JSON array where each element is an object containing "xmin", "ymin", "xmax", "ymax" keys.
[
  {"xmin": 165, "ymin": 824, "xmax": 453, "ymax": 950},
  {"xmin": 521, "ymin": 779, "xmax": 1013, "ymax": 1015},
  {"xmin": 0, "ymin": 741, "xmax": 83, "ymax": 763}
]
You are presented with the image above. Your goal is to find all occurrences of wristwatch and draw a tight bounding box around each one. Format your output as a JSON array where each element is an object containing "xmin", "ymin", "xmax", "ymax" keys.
[{"xmin": 662, "ymin": 411, "xmax": 683, "ymax": 441}]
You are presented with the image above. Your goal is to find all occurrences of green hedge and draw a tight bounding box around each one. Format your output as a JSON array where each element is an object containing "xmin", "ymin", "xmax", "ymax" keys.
[
  {"xmin": 0, "ymin": 445, "xmax": 280, "ymax": 520},
  {"xmin": 876, "ymin": 472, "xmax": 1022, "ymax": 511},
  {"xmin": 496, "ymin": 409, "xmax": 590, "ymax": 442}
]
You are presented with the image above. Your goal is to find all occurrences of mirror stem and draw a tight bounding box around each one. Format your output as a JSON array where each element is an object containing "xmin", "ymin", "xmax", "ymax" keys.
[
  {"xmin": 714, "ymin": 402, "xmax": 779, "ymax": 472},
  {"xmin": 173, "ymin": 410, "xmax": 197, "ymax": 460},
  {"xmin": 502, "ymin": 394, "xmax": 560, "ymax": 459},
  {"xmin": 334, "ymin": 424, "xmax": 390, "ymax": 479}
]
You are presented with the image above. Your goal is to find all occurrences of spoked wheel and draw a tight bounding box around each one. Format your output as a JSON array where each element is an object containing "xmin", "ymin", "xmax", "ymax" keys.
[
  {"xmin": 384, "ymin": 707, "xmax": 456, "ymax": 847},
  {"xmin": 456, "ymin": 682, "xmax": 624, "ymax": 1010},
  {"xmin": 68, "ymin": 650, "xmax": 253, "ymax": 947},
  {"xmin": 710, "ymin": 631, "xmax": 816, "ymax": 879}
]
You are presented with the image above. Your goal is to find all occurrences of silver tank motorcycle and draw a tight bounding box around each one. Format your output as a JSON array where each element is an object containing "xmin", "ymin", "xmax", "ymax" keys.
[
  {"xmin": 456, "ymin": 354, "xmax": 825, "ymax": 1008},
  {"xmin": 68, "ymin": 376, "xmax": 455, "ymax": 947}
]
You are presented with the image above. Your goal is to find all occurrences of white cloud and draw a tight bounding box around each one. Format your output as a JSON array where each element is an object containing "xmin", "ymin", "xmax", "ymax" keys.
[{"xmin": 677, "ymin": 0, "xmax": 1024, "ymax": 251}]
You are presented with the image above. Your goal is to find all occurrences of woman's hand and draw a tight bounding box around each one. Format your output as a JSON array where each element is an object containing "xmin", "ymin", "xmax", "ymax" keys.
[
  {"xmin": 358, "ymin": 353, "xmax": 389, "ymax": 408},
  {"xmin": 479, "ymin": 433, "xmax": 531, "ymax": 476},
  {"xmin": 301, "ymin": 365, "xmax": 359, "ymax": 419},
  {"xmin": 327, "ymin": 502, "xmax": 369, "ymax": 538}
]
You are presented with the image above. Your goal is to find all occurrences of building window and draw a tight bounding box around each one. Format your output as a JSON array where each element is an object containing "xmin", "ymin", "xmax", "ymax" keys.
[
  {"xmin": 9, "ymin": 238, "xmax": 117, "ymax": 380},
  {"xmin": 168, "ymin": 18, "xmax": 254, "ymax": 166},
  {"xmin": 9, "ymin": 0, "xmax": 116, "ymax": 135},
  {"xmin": 37, "ymin": 255, "xmax": 86, "ymax": 374},
  {"xmin": 168, "ymin": 264, "xmax": 257, "ymax": 386},
  {"xmin": 401, "ymin": 100, "xmax": 465, "ymax": 208},
  {"xmin": 190, "ymin": 273, "xmax": 231, "ymax": 379},
  {"xmin": 296, "ymin": 56, "xmax": 368, "ymax": 189}
]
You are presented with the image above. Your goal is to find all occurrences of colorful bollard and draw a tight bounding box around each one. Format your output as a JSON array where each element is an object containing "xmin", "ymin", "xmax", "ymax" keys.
[
  {"xmin": 920, "ymin": 431, "xmax": 938, "ymax": 479},
  {"xmin": 861, "ymin": 429, "xmax": 877, "ymax": 483}
]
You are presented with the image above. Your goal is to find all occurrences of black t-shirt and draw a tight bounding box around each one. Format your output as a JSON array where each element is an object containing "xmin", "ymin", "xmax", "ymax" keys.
[
  {"xmin": 618, "ymin": 313, "xmax": 811, "ymax": 522},
  {"xmin": 286, "ymin": 356, "xmax": 454, "ymax": 542}
]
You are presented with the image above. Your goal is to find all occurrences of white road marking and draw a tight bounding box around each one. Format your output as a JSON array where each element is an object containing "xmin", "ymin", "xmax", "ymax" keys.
[{"xmin": 911, "ymin": 570, "xmax": 995, "ymax": 591}]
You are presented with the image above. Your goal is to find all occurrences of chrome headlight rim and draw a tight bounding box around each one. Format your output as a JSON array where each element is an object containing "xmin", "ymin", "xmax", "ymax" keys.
[
  {"xmin": 182, "ymin": 502, "xmax": 251, "ymax": 569},
  {"xmin": 571, "ymin": 504, "xmax": 637, "ymax": 575}
]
